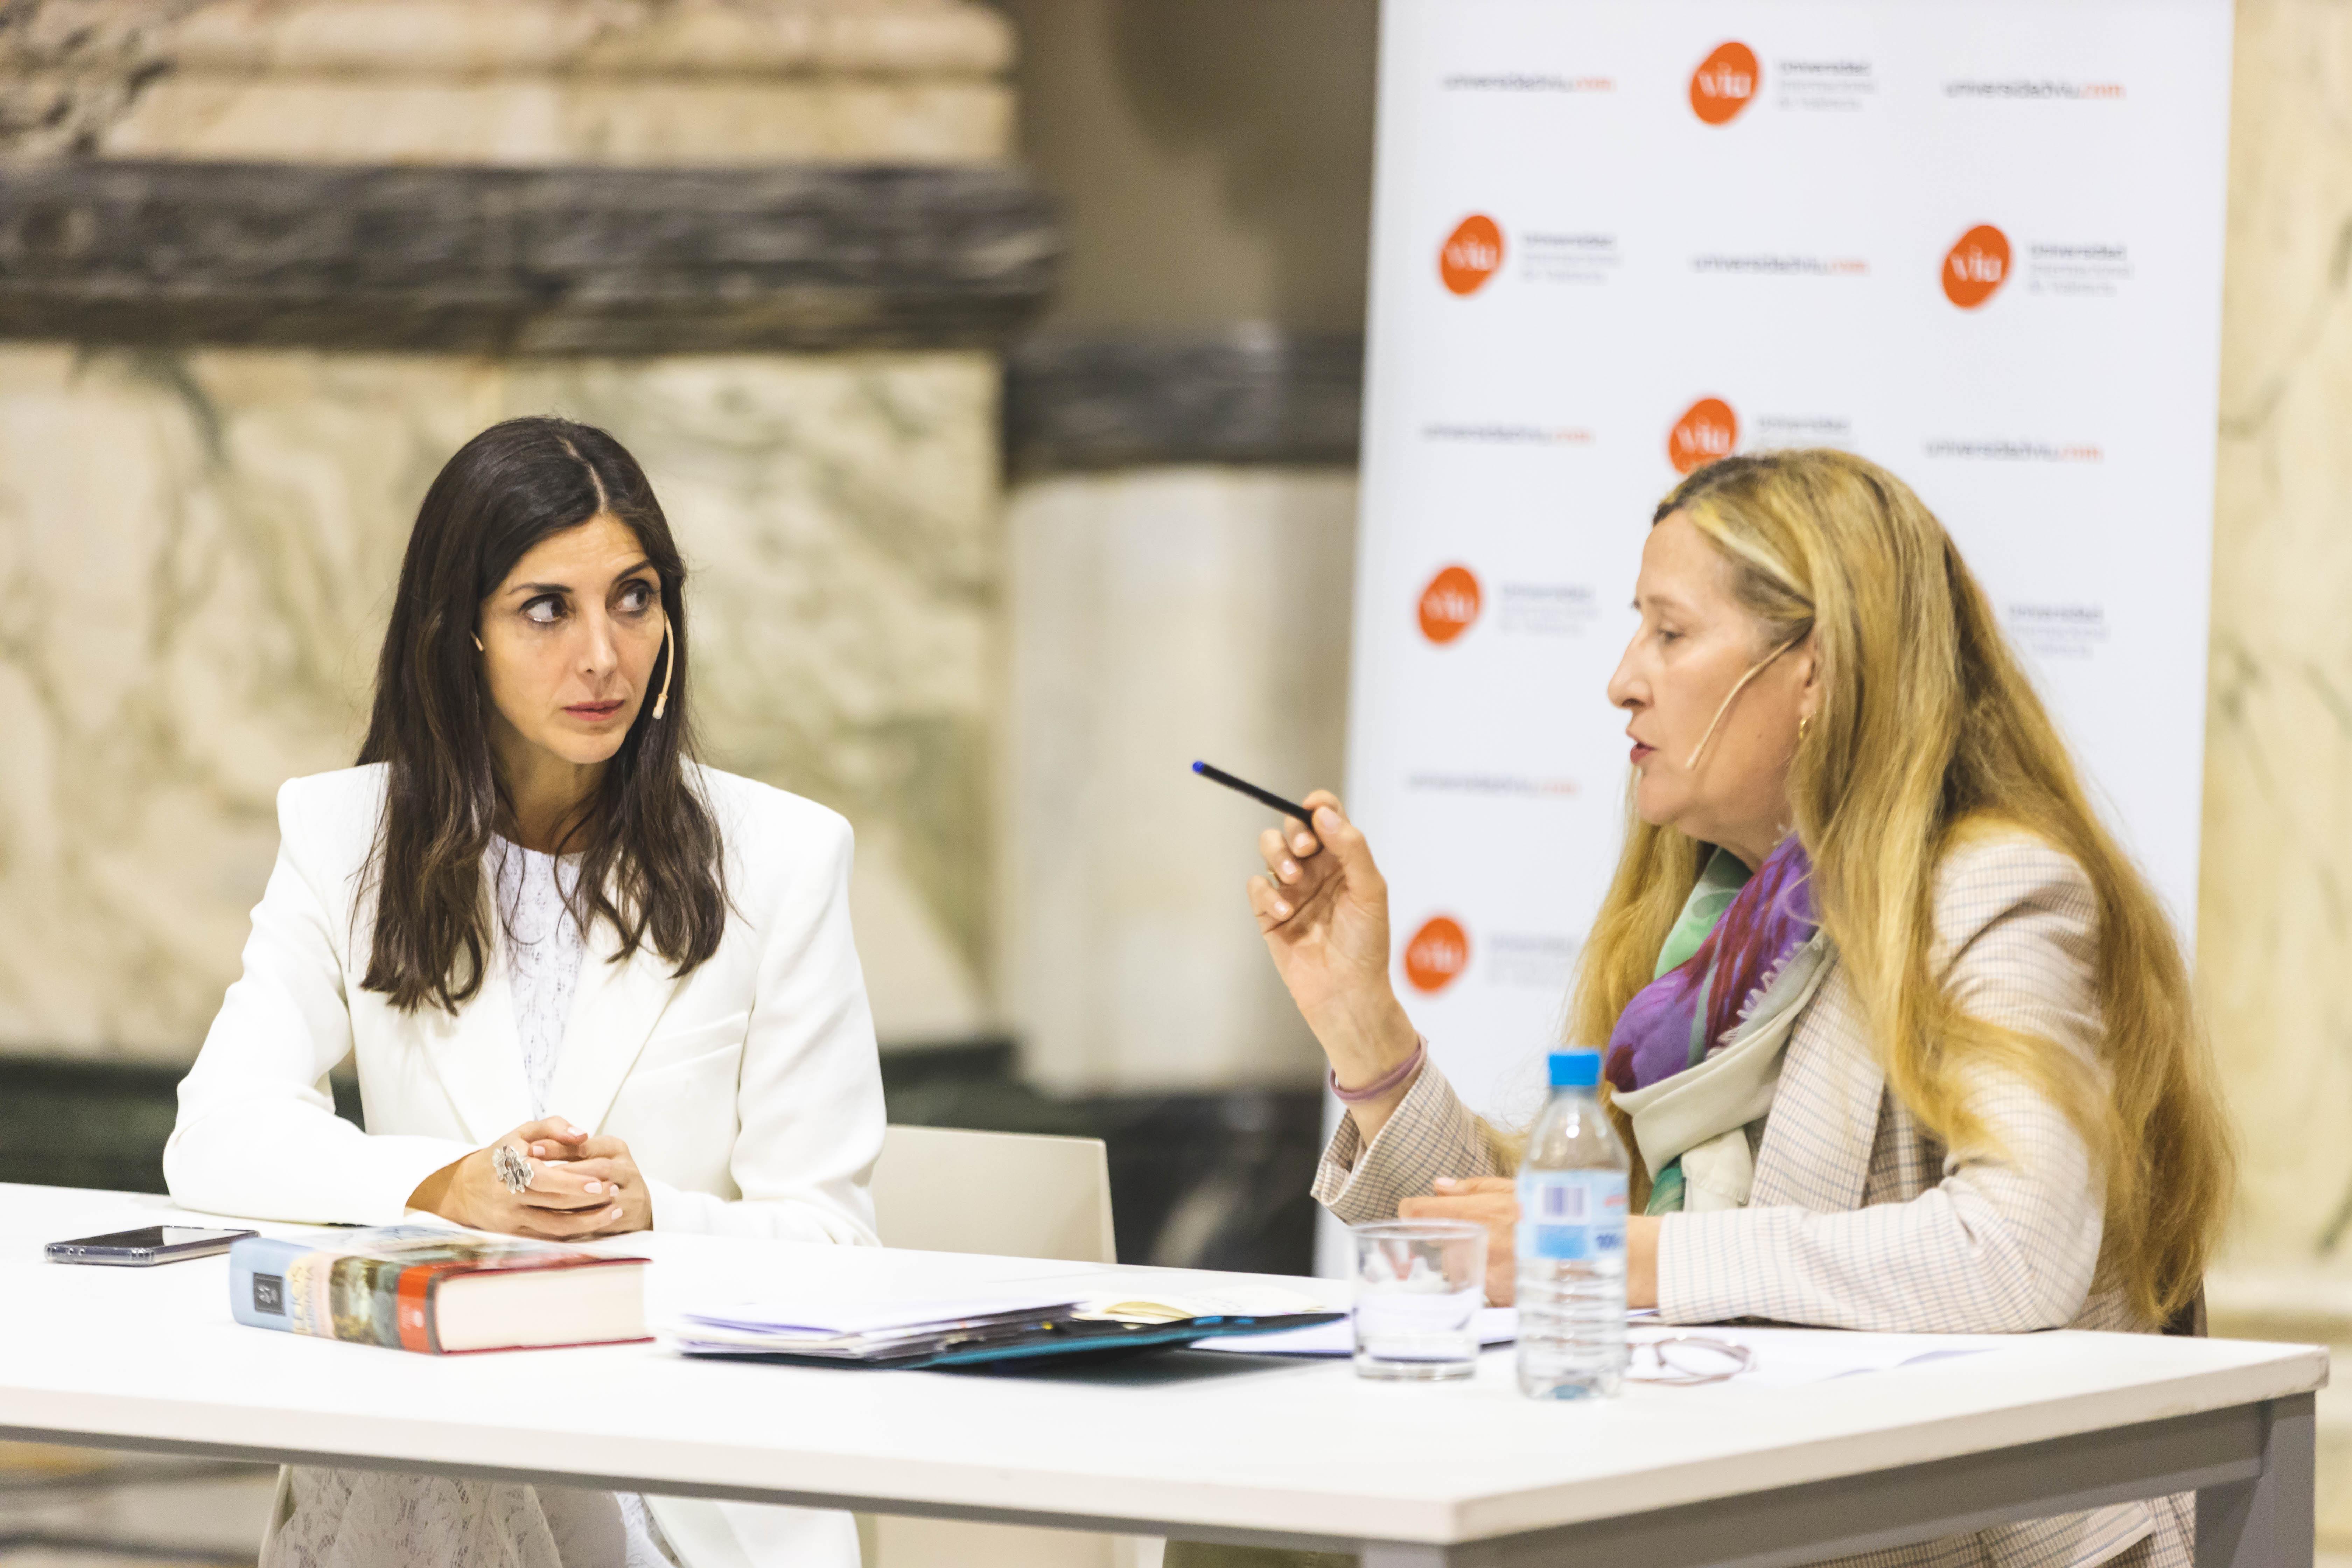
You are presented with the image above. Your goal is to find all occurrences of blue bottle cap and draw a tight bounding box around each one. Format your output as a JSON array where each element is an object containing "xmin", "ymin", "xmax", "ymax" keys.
[{"xmin": 1549, "ymin": 1049, "xmax": 1602, "ymax": 1088}]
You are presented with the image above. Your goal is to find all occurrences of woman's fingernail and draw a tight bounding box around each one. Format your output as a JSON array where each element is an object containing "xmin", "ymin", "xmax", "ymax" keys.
[
  {"xmin": 1293, "ymin": 834, "xmax": 1314, "ymax": 853},
  {"xmin": 567, "ymin": 1126, "xmax": 586, "ymax": 1139},
  {"xmin": 1435, "ymin": 1177, "xmax": 1457, "ymax": 1188},
  {"xmin": 1280, "ymin": 860, "xmax": 1298, "ymax": 878},
  {"xmin": 585, "ymin": 1180, "xmax": 603, "ymax": 1194},
  {"xmin": 1273, "ymin": 900, "xmax": 1291, "ymax": 918},
  {"xmin": 529, "ymin": 1144, "xmax": 544, "ymax": 1157}
]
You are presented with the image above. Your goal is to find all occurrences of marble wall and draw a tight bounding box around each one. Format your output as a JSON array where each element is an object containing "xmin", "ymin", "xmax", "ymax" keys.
[
  {"xmin": 0, "ymin": 0, "xmax": 1023, "ymax": 1056},
  {"xmin": 0, "ymin": 0, "xmax": 1011, "ymax": 165},
  {"xmin": 0, "ymin": 344, "xmax": 1002, "ymax": 1055},
  {"xmin": 2202, "ymin": 0, "xmax": 2352, "ymax": 1272}
]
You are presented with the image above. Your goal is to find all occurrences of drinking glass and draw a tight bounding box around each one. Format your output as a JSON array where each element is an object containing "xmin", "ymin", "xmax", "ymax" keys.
[{"xmin": 1349, "ymin": 1219, "xmax": 1486, "ymax": 1380}]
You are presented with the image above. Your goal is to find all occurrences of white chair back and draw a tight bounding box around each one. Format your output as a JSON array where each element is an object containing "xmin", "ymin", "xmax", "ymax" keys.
[
  {"xmin": 871, "ymin": 1123, "xmax": 1116, "ymax": 1265},
  {"xmin": 862, "ymin": 1125, "xmax": 1145, "ymax": 1568}
]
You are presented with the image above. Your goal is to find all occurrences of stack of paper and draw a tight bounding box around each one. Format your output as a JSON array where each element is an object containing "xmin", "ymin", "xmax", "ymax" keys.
[
  {"xmin": 666, "ymin": 1283, "xmax": 1341, "ymax": 1367},
  {"xmin": 668, "ymin": 1292, "xmax": 1083, "ymax": 1361}
]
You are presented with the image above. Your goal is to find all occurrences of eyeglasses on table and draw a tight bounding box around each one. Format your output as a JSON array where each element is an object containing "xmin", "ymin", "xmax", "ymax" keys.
[{"xmin": 1625, "ymin": 1335, "xmax": 1755, "ymax": 1385}]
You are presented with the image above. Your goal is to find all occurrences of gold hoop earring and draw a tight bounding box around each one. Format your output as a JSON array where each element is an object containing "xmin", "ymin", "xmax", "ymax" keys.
[{"xmin": 1798, "ymin": 715, "xmax": 1812, "ymax": 742}]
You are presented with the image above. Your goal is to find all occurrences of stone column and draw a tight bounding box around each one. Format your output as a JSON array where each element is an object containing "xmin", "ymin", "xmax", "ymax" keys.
[
  {"xmin": 2204, "ymin": 0, "xmax": 2352, "ymax": 1271},
  {"xmin": 2201, "ymin": 1, "xmax": 2352, "ymax": 1552},
  {"xmin": 0, "ymin": 0, "xmax": 1052, "ymax": 1059},
  {"xmin": 985, "ymin": 0, "xmax": 1378, "ymax": 1099},
  {"xmin": 1000, "ymin": 331, "xmax": 1361, "ymax": 1095}
]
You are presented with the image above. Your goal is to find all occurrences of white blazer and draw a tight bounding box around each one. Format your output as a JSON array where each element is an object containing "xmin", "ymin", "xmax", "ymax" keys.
[
  {"xmin": 165, "ymin": 761, "xmax": 886, "ymax": 1568},
  {"xmin": 167, "ymin": 761, "xmax": 884, "ymax": 1238}
]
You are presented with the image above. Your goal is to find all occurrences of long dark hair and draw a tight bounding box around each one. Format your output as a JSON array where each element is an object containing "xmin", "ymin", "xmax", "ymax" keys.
[{"xmin": 357, "ymin": 416, "xmax": 726, "ymax": 1014}]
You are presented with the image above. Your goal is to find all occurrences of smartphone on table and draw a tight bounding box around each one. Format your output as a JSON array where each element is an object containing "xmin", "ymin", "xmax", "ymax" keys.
[{"xmin": 46, "ymin": 1226, "xmax": 256, "ymax": 1266}]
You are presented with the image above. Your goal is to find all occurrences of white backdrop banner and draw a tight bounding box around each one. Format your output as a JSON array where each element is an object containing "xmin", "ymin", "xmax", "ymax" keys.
[{"xmin": 1331, "ymin": 0, "xmax": 2232, "ymax": 1230}]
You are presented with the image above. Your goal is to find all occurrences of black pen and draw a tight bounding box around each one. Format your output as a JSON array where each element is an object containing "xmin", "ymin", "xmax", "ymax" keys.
[{"xmin": 1191, "ymin": 761, "xmax": 1319, "ymax": 826}]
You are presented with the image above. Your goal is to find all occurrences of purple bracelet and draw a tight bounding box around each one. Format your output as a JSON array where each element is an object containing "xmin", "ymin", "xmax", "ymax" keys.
[{"xmin": 1330, "ymin": 1037, "xmax": 1427, "ymax": 1104}]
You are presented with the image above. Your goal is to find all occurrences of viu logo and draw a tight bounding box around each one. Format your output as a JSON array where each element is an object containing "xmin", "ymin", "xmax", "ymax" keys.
[
  {"xmin": 1438, "ymin": 215, "xmax": 1505, "ymax": 296},
  {"xmin": 1690, "ymin": 42, "xmax": 1760, "ymax": 124},
  {"xmin": 1668, "ymin": 398, "xmax": 1739, "ymax": 474},
  {"xmin": 1404, "ymin": 916, "xmax": 1470, "ymax": 994},
  {"xmin": 1942, "ymin": 225, "xmax": 2012, "ymax": 309},
  {"xmin": 1417, "ymin": 565, "xmax": 1483, "ymax": 644}
]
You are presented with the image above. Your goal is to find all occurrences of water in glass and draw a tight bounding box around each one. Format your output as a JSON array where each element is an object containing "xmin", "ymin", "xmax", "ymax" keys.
[{"xmin": 1350, "ymin": 1219, "xmax": 1485, "ymax": 1380}]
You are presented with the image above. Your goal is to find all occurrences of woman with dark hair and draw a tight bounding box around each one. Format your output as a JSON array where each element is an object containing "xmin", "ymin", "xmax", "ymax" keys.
[{"xmin": 166, "ymin": 417, "xmax": 881, "ymax": 1568}]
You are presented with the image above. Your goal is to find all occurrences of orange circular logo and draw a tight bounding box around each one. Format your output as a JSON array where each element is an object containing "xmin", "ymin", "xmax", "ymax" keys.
[
  {"xmin": 1404, "ymin": 916, "xmax": 1470, "ymax": 994},
  {"xmin": 1438, "ymin": 215, "xmax": 1504, "ymax": 295},
  {"xmin": 1667, "ymin": 398, "xmax": 1738, "ymax": 474},
  {"xmin": 1690, "ymin": 42, "xmax": 1759, "ymax": 124},
  {"xmin": 1942, "ymin": 224, "xmax": 2011, "ymax": 309},
  {"xmin": 1417, "ymin": 565, "xmax": 1483, "ymax": 644}
]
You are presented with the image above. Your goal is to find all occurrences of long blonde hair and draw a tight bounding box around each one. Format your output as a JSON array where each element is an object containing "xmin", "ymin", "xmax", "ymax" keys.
[{"xmin": 1567, "ymin": 449, "xmax": 2232, "ymax": 1325}]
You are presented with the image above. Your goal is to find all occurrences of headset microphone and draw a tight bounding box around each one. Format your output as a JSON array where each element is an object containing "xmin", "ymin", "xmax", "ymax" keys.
[{"xmin": 652, "ymin": 620, "xmax": 674, "ymax": 721}]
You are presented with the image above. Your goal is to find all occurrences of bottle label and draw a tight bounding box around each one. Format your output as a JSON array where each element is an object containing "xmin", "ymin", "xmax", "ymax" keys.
[{"xmin": 1517, "ymin": 1170, "xmax": 1628, "ymax": 1262}]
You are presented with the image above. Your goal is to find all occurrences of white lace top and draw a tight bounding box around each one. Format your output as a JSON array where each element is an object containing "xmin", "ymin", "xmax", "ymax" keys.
[
  {"xmin": 497, "ymin": 839, "xmax": 586, "ymax": 1118},
  {"xmin": 264, "ymin": 841, "xmax": 672, "ymax": 1568}
]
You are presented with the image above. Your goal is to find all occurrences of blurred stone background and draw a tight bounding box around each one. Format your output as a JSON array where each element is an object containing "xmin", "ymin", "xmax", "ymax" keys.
[{"xmin": 6, "ymin": 0, "xmax": 2352, "ymax": 1562}]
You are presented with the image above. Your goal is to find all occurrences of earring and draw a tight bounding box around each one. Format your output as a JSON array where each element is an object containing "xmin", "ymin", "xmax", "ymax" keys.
[
  {"xmin": 651, "ymin": 620, "xmax": 674, "ymax": 721},
  {"xmin": 1798, "ymin": 715, "xmax": 1812, "ymax": 742},
  {"xmin": 472, "ymin": 634, "xmax": 484, "ymax": 652}
]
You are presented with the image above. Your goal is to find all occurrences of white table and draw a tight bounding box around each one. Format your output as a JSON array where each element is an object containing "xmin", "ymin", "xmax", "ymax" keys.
[{"xmin": 0, "ymin": 1183, "xmax": 2322, "ymax": 1568}]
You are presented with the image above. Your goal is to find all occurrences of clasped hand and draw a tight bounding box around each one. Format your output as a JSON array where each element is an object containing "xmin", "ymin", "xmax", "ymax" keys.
[
  {"xmin": 1400, "ymin": 1177, "xmax": 1660, "ymax": 1308},
  {"xmin": 410, "ymin": 1116, "xmax": 652, "ymax": 1240}
]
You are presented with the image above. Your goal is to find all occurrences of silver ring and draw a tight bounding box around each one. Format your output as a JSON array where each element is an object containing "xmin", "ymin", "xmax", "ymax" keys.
[{"xmin": 492, "ymin": 1142, "xmax": 534, "ymax": 1195}]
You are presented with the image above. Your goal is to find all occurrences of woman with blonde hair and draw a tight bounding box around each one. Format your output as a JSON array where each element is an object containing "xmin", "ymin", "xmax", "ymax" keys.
[{"xmin": 1243, "ymin": 449, "xmax": 2233, "ymax": 1568}]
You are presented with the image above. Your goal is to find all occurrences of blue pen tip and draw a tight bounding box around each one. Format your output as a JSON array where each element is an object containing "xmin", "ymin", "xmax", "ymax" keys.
[{"xmin": 1190, "ymin": 760, "xmax": 1206, "ymax": 773}]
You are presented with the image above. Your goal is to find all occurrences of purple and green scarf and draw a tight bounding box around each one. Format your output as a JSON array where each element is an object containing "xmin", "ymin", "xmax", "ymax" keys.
[{"xmin": 1603, "ymin": 836, "xmax": 1817, "ymax": 1210}]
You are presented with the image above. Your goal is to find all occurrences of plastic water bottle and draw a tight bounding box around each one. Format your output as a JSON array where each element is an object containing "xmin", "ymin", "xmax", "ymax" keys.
[{"xmin": 1515, "ymin": 1048, "xmax": 1629, "ymax": 1399}]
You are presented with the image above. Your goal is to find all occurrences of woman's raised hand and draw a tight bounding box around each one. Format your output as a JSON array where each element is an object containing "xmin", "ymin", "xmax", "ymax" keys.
[
  {"xmin": 1248, "ymin": 791, "xmax": 1423, "ymax": 1122},
  {"xmin": 409, "ymin": 1116, "xmax": 652, "ymax": 1240}
]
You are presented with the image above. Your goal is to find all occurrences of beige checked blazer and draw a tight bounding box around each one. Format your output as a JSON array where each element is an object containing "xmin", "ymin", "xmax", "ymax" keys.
[{"xmin": 1313, "ymin": 831, "xmax": 2191, "ymax": 1568}]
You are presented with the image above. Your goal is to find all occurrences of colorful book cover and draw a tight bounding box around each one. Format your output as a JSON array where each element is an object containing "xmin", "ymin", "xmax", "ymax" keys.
[{"xmin": 229, "ymin": 1226, "xmax": 645, "ymax": 1354}]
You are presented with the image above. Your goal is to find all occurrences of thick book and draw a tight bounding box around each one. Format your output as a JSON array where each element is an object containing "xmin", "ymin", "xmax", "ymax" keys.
[{"xmin": 229, "ymin": 1226, "xmax": 649, "ymax": 1354}]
